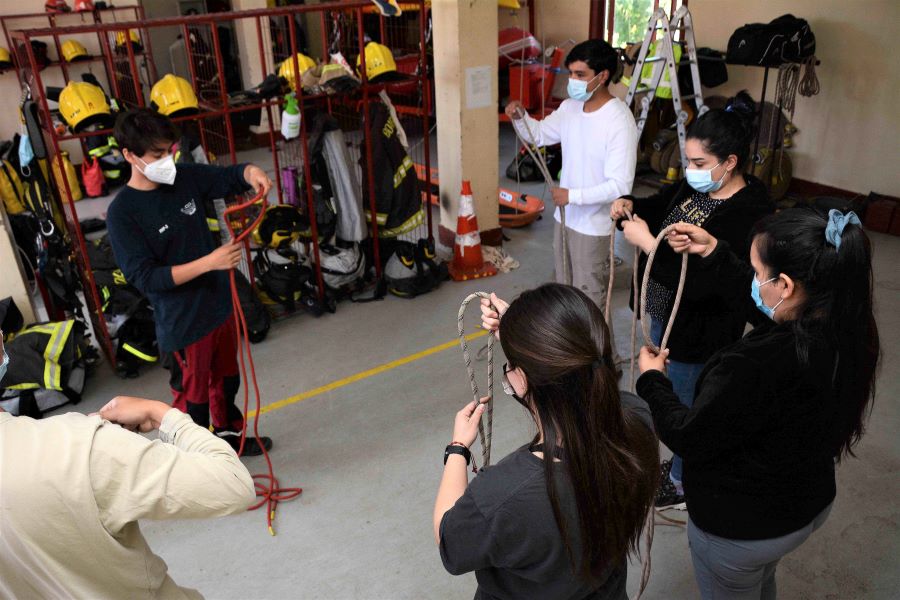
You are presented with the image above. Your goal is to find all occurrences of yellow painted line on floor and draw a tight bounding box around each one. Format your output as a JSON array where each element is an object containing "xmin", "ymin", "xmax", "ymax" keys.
[{"xmin": 247, "ymin": 329, "xmax": 489, "ymax": 418}]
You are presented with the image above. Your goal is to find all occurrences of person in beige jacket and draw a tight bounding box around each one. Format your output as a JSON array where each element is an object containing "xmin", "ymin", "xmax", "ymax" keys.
[{"xmin": 0, "ymin": 339, "xmax": 256, "ymax": 600}]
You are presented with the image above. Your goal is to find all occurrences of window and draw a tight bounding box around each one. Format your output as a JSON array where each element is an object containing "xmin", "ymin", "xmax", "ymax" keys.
[{"xmin": 605, "ymin": 0, "xmax": 687, "ymax": 47}]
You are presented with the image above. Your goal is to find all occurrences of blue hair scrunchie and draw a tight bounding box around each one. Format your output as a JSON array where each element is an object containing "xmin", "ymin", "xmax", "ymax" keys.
[{"xmin": 825, "ymin": 209, "xmax": 861, "ymax": 251}]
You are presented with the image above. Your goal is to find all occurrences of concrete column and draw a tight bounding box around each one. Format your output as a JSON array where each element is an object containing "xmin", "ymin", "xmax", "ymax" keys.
[
  {"xmin": 0, "ymin": 211, "xmax": 37, "ymax": 325},
  {"xmin": 432, "ymin": 0, "xmax": 500, "ymax": 246},
  {"xmin": 231, "ymin": 0, "xmax": 273, "ymax": 135}
]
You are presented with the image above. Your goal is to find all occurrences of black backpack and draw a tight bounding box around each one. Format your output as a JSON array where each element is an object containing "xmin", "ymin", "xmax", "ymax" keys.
[
  {"xmin": 679, "ymin": 48, "xmax": 728, "ymax": 95},
  {"xmin": 505, "ymin": 143, "xmax": 561, "ymax": 182},
  {"xmin": 233, "ymin": 270, "xmax": 270, "ymax": 344},
  {"xmin": 726, "ymin": 14, "xmax": 815, "ymax": 67}
]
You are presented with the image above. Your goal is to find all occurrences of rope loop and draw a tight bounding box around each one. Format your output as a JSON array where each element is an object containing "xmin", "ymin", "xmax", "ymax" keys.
[
  {"xmin": 457, "ymin": 292, "xmax": 495, "ymax": 471},
  {"xmin": 640, "ymin": 224, "xmax": 688, "ymax": 354},
  {"xmin": 511, "ymin": 108, "xmax": 571, "ymax": 285}
]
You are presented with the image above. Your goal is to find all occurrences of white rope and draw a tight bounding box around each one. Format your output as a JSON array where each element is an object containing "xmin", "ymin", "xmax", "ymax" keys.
[{"xmin": 511, "ymin": 110, "xmax": 571, "ymax": 285}]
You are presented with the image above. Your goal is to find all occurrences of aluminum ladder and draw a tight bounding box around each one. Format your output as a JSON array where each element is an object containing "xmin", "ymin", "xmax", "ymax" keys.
[{"xmin": 623, "ymin": 5, "xmax": 708, "ymax": 168}]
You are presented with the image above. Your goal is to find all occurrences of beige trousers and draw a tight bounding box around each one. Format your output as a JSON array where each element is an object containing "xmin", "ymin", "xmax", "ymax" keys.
[{"xmin": 553, "ymin": 221, "xmax": 621, "ymax": 360}]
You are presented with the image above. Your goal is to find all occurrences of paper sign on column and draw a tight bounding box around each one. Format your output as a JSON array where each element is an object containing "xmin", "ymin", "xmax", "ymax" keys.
[{"xmin": 465, "ymin": 66, "xmax": 492, "ymax": 110}]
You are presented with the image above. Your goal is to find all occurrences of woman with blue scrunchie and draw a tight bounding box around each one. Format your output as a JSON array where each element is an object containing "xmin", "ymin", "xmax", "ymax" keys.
[{"xmin": 636, "ymin": 207, "xmax": 881, "ymax": 599}]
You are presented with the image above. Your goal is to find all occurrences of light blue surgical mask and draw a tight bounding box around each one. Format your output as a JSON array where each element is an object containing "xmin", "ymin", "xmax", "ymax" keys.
[
  {"xmin": 750, "ymin": 275, "xmax": 783, "ymax": 320},
  {"xmin": 0, "ymin": 350, "xmax": 8, "ymax": 383},
  {"xmin": 18, "ymin": 133, "xmax": 34, "ymax": 177},
  {"xmin": 567, "ymin": 74, "xmax": 601, "ymax": 102},
  {"xmin": 685, "ymin": 161, "xmax": 729, "ymax": 193}
]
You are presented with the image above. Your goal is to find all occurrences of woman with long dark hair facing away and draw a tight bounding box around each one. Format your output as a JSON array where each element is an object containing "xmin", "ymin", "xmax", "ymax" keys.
[
  {"xmin": 637, "ymin": 208, "xmax": 881, "ymax": 599},
  {"xmin": 609, "ymin": 92, "xmax": 775, "ymax": 507},
  {"xmin": 433, "ymin": 284, "xmax": 659, "ymax": 599}
]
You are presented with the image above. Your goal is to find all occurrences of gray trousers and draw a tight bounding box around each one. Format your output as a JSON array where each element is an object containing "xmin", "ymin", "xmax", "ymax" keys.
[
  {"xmin": 688, "ymin": 503, "xmax": 833, "ymax": 600},
  {"xmin": 553, "ymin": 222, "xmax": 620, "ymax": 359}
]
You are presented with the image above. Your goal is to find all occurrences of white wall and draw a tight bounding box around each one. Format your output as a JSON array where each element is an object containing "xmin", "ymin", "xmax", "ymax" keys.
[
  {"xmin": 690, "ymin": 0, "xmax": 900, "ymax": 195},
  {"xmin": 498, "ymin": 1, "xmax": 590, "ymax": 48}
]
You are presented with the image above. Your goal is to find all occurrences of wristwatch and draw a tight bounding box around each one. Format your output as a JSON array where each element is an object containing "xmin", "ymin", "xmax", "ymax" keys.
[{"xmin": 444, "ymin": 443, "xmax": 471, "ymax": 465}]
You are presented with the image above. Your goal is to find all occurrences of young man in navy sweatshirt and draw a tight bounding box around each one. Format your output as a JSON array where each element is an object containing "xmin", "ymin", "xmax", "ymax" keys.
[{"xmin": 107, "ymin": 108, "xmax": 273, "ymax": 455}]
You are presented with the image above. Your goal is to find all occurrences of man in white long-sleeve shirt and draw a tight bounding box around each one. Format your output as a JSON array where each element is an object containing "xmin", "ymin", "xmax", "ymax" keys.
[
  {"xmin": 507, "ymin": 39, "xmax": 637, "ymax": 360},
  {"xmin": 0, "ymin": 383, "xmax": 256, "ymax": 598}
]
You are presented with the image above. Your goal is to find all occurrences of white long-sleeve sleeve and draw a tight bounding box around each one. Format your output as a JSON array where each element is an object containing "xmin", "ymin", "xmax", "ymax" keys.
[
  {"xmin": 511, "ymin": 108, "xmax": 564, "ymax": 148},
  {"xmin": 568, "ymin": 120, "xmax": 638, "ymax": 206}
]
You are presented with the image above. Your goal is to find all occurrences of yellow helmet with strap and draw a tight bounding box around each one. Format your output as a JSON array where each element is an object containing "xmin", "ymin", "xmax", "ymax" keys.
[
  {"xmin": 0, "ymin": 47, "xmax": 14, "ymax": 70},
  {"xmin": 278, "ymin": 53, "xmax": 316, "ymax": 92},
  {"xmin": 356, "ymin": 42, "xmax": 397, "ymax": 81},
  {"xmin": 58, "ymin": 81, "xmax": 111, "ymax": 132},
  {"xmin": 114, "ymin": 29, "xmax": 142, "ymax": 51},
  {"xmin": 150, "ymin": 74, "xmax": 199, "ymax": 117},
  {"xmin": 61, "ymin": 39, "xmax": 88, "ymax": 62}
]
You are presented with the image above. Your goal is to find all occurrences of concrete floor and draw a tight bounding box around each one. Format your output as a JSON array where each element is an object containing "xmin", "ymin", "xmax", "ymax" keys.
[{"xmin": 51, "ymin": 126, "xmax": 899, "ymax": 599}]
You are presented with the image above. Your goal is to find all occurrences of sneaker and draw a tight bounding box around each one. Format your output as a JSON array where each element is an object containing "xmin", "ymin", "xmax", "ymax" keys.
[
  {"xmin": 655, "ymin": 459, "xmax": 685, "ymax": 508},
  {"xmin": 217, "ymin": 432, "xmax": 273, "ymax": 457}
]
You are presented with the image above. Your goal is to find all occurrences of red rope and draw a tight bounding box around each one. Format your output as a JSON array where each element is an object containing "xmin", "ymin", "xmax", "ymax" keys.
[{"xmin": 224, "ymin": 190, "xmax": 302, "ymax": 535}]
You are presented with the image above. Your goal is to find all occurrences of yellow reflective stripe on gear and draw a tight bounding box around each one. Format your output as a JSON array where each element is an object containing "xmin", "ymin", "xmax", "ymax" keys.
[
  {"xmin": 5, "ymin": 383, "xmax": 40, "ymax": 390},
  {"xmin": 112, "ymin": 269, "xmax": 127, "ymax": 285},
  {"xmin": 206, "ymin": 217, "xmax": 220, "ymax": 232},
  {"xmin": 393, "ymin": 155, "xmax": 413, "ymax": 189},
  {"xmin": 372, "ymin": 208, "xmax": 425, "ymax": 238},
  {"xmin": 122, "ymin": 342, "xmax": 158, "ymax": 362},
  {"xmin": 20, "ymin": 325, "xmax": 56, "ymax": 335},
  {"xmin": 364, "ymin": 208, "xmax": 425, "ymax": 236},
  {"xmin": 42, "ymin": 320, "xmax": 74, "ymax": 390}
]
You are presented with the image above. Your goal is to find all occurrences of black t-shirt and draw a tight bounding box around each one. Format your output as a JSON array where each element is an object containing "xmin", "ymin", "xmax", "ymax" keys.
[
  {"xmin": 106, "ymin": 163, "xmax": 249, "ymax": 352},
  {"xmin": 439, "ymin": 392, "xmax": 653, "ymax": 600}
]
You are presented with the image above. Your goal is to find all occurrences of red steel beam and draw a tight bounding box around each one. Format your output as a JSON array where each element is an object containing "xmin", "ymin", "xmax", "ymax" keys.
[
  {"xmin": 358, "ymin": 7, "xmax": 382, "ymax": 274},
  {"xmin": 287, "ymin": 11, "xmax": 327, "ymax": 300},
  {"xmin": 17, "ymin": 1, "xmax": 385, "ymax": 38},
  {"xmin": 418, "ymin": 2, "xmax": 433, "ymax": 242}
]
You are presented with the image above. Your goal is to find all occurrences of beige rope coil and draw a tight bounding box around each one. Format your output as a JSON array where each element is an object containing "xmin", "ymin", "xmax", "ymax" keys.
[
  {"xmin": 458, "ymin": 292, "xmax": 495, "ymax": 471},
  {"xmin": 640, "ymin": 224, "xmax": 689, "ymax": 355},
  {"xmin": 606, "ymin": 215, "xmax": 689, "ymax": 600},
  {"xmin": 606, "ymin": 208, "xmax": 640, "ymax": 390}
]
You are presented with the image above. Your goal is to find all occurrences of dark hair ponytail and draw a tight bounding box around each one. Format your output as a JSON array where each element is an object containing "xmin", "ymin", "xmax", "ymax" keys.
[
  {"xmin": 687, "ymin": 90, "xmax": 756, "ymax": 169},
  {"xmin": 752, "ymin": 207, "xmax": 881, "ymax": 459},
  {"xmin": 499, "ymin": 284, "xmax": 658, "ymax": 581}
]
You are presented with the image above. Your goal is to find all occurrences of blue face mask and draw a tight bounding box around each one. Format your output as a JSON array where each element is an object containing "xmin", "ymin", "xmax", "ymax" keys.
[
  {"xmin": 0, "ymin": 350, "xmax": 8, "ymax": 383},
  {"xmin": 18, "ymin": 133, "xmax": 34, "ymax": 176},
  {"xmin": 685, "ymin": 161, "xmax": 728, "ymax": 193},
  {"xmin": 750, "ymin": 275, "xmax": 783, "ymax": 320},
  {"xmin": 567, "ymin": 74, "xmax": 601, "ymax": 102}
]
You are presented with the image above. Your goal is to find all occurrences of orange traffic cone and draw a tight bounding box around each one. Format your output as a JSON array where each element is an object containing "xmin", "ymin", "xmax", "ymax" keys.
[{"xmin": 448, "ymin": 180, "xmax": 498, "ymax": 282}]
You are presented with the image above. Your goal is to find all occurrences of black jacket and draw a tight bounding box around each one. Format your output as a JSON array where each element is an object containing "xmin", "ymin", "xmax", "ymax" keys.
[
  {"xmin": 626, "ymin": 176, "xmax": 773, "ymax": 363},
  {"xmin": 636, "ymin": 243, "xmax": 839, "ymax": 540},
  {"xmin": 362, "ymin": 102, "xmax": 420, "ymax": 231},
  {"xmin": 106, "ymin": 163, "xmax": 250, "ymax": 352}
]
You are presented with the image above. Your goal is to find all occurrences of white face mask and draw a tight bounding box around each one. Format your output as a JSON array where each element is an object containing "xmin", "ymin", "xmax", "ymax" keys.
[{"xmin": 137, "ymin": 154, "xmax": 177, "ymax": 186}]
